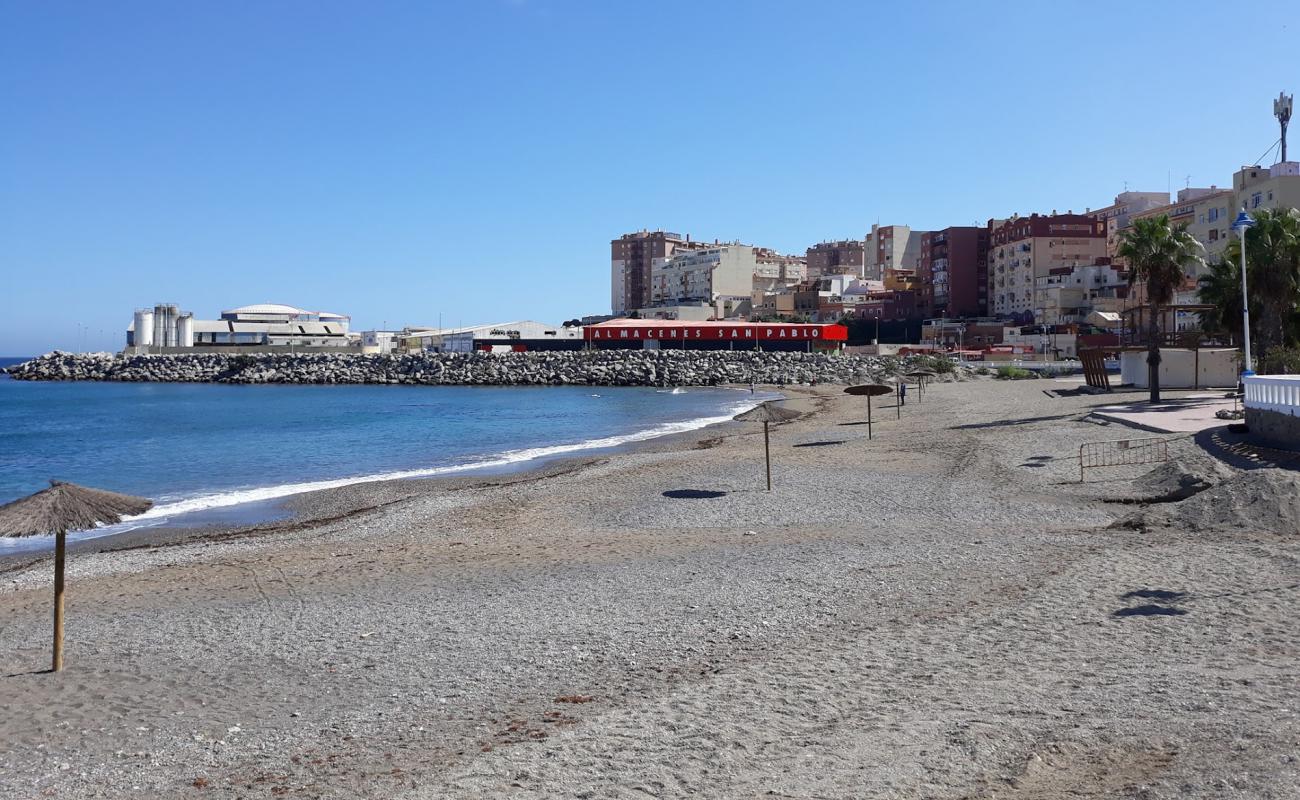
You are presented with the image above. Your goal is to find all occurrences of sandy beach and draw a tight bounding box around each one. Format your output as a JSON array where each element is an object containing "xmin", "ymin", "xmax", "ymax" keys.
[{"xmin": 1, "ymin": 377, "xmax": 1297, "ymax": 799}]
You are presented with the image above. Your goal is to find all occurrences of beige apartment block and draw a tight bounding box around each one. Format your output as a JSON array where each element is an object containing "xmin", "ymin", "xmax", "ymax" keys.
[
  {"xmin": 988, "ymin": 213, "xmax": 1108, "ymax": 320},
  {"xmin": 1235, "ymin": 161, "xmax": 1300, "ymax": 217},
  {"xmin": 1127, "ymin": 187, "xmax": 1235, "ymax": 272}
]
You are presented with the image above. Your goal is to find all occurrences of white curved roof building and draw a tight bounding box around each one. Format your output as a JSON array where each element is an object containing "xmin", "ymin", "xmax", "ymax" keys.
[{"xmin": 128, "ymin": 302, "xmax": 354, "ymax": 351}]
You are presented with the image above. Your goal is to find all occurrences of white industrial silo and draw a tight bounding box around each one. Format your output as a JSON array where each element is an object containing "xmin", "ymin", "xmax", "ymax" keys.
[
  {"xmin": 134, "ymin": 308, "xmax": 155, "ymax": 348},
  {"xmin": 177, "ymin": 313, "xmax": 194, "ymax": 347}
]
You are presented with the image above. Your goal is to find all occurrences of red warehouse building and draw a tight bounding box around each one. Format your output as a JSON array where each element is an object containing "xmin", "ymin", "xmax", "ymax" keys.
[{"xmin": 584, "ymin": 320, "xmax": 848, "ymax": 352}]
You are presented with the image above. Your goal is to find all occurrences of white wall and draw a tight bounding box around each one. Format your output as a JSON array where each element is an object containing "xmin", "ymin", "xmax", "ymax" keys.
[{"xmin": 1120, "ymin": 348, "xmax": 1239, "ymax": 388}]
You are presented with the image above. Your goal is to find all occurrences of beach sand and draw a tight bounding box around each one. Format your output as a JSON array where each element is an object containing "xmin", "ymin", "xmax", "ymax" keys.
[{"xmin": 1, "ymin": 378, "xmax": 1297, "ymax": 798}]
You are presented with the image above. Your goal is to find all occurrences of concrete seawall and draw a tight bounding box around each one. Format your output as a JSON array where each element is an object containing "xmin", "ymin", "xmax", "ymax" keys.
[{"xmin": 3, "ymin": 350, "xmax": 950, "ymax": 387}]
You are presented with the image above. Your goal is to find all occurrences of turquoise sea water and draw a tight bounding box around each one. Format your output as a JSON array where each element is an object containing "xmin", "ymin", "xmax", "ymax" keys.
[{"xmin": 0, "ymin": 358, "xmax": 769, "ymax": 545}]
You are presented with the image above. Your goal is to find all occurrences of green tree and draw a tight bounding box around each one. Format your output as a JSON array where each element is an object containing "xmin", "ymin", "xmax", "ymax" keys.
[
  {"xmin": 1195, "ymin": 257, "xmax": 1244, "ymax": 341},
  {"xmin": 1116, "ymin": 215, "xmax": 1205, "ymax": 402},
  {"xmin": 1221, "ymin": 208, "xmax": 1300, "ymax": 359}
]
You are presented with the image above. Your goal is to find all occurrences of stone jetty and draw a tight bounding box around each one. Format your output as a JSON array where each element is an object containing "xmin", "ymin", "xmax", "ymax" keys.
[{"xmin": 3, "ymin": 350, "xmax": 956, "ymax": 387}]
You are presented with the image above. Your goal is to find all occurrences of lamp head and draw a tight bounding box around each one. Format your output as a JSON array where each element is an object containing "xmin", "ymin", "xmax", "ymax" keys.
[{"xmin": 1232, "ymin": 209, "xmax": 1255, "ymax": 232}]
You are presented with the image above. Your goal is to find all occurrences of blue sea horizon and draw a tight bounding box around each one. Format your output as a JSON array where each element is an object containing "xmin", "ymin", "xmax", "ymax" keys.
[{"xmin": 0, "ymin": 375, "xmax": 772, "ymax": 548}]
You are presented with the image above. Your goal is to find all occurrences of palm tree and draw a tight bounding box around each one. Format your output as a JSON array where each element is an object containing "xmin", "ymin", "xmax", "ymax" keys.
[
  {"xmin": 1196, "ymin": 257, "xmax": 1244, "ymax": 342},
  {"xmin": 1224, "ymin": 208, "xmax": 1300, "ymax": 358},
  {"xmin": 1116, "ymin": 215, "xmax": 1205, "ymax": 402}
]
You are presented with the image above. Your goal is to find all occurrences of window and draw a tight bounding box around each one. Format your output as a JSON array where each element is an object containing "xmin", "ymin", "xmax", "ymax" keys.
[
  {"xmin": 1252, "ymin": 192, "xmax": 1263, "ymax": 208},
  {"xmin": 1209, "ymin": 229, "xmax": 1218, "ymax": 242}
]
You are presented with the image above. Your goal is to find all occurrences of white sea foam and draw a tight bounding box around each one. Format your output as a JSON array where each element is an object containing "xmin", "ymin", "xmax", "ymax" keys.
[{"xmin": 0, "ymin": 392, "xmax": 769, "ymax": 551}]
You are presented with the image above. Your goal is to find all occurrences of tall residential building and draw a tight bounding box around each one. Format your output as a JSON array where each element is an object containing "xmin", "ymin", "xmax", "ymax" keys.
[
  {"xmin": 988, "ymin": 213, "xmax": 1108, "ymax": 320},
  {"xmin": 650, "ymin": 244, "xmax": 758, "ymax": 318},
  {"xmin": 610, "ymin": 231, "xmax": 705, "ymax": 314},
  {"xmin": 865, "ymin": 224, "xmax": 926, "ymax": 281},
  {"xmin": 919, "ymin": 227, "xmax": 990, "ymax": 319},
  {"xmin": 805, "ymin": 240, "xmax": 864, "ymax": 278}
]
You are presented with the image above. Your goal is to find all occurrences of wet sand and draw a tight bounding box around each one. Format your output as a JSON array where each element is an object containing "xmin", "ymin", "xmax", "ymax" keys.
[{"xmin": 1, "ymin": 379, "xmax": 1297, "ymax": 799}]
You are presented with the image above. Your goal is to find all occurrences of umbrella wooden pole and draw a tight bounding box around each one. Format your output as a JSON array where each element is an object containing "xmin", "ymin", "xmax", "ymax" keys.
[
  {"xmin": 763, "ymin": 421, "xmax": 772, "ymax": 491},
  {"xmin": 867, "ymin": 396, "xmax": 873, "ymax": 439},
  {"xmin": 896, "ymin": 384, "xmax": 902, "ymax": 419},
  {"xmin": 53, "ymin": 529, "xmax": 66, "ymax": 672}
]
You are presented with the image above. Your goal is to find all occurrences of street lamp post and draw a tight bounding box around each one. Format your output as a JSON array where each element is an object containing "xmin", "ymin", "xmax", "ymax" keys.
[{"xmin": 1232, "ymin": 207, "xmax": 1255, "ymax": 376}]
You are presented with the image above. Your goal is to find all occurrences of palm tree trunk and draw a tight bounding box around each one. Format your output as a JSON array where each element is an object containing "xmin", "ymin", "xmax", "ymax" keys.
[{"xmin": 1147, "ymin": 301, "xmax": 1162, "ymax": 403}]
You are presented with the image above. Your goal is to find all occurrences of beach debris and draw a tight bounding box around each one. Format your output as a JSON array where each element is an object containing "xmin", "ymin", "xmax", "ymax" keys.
[
  {"xmin": 360, "ymin": 631, "xmax": 377, "ymax": 639},
  {"xmin": 554, "ymin": 695, "xmax": 595, "ymax": 704},
  {"xmin": 0, "ymin": 480, "xmax": 153, "ymax": 673},
  {"xmin": 1116, "ymin": 468, "xmax": 1300, "ymax": 535},
  {"xmin": 745, "ymin": 530, "xmax": 757, "ymax": 536},
  {"xmin": 1132, "ymin": 456, "xmax": 1237, "ymax": 502}
]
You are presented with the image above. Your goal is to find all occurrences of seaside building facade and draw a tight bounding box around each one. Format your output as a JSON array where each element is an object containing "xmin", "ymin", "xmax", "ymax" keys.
[
  {"xmin": 584, "ymin": 319, "xmax": 847, "ymax": 352},
  {"xmin": 611, "ymin": 230, "xmax": 707, "ymax": 315},
  {"xmin": 987, "ymin": 213, "xmax": 1108, "ymax": 321},
  {"xmin": 126, "ymin": 303, "xmax": 355, "ymax": 352},
  {"xmin": 919, "ymin": 226, "xmax": 990, "ymax": 319},
  {"xmin": 805, "ymin": 240, "xmax": 864, "ymax": 279},
  {"xmin": 398, "ymin": 320, "xmax": 583, "ymax": 353},
  {"xmin": 865, "ymin": 224, "xmax": 926, "ymax": 281}
]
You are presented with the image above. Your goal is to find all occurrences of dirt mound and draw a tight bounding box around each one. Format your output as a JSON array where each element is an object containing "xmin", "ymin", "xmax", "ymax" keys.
[
  {"xmin": 1132, "ymin": 455, "xmax": 1238, "ymax": 501},
  {"xmin": 1120, "ymin": 468, "xmax": 1300, "ymax": 536}
]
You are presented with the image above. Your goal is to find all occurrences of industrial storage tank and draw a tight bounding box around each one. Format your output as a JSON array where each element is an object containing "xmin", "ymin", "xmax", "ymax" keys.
[
  {"xmin": 133, "ymin": 309, "xmax": 155, "ymax": 347},
  {"xmin": 177, "ymin": 313, "xmax": 194, "ymax": 348}
]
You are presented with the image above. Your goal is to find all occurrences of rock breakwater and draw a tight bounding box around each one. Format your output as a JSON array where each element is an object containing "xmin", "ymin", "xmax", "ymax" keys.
[{"xmin": 3, "ymin": 350, "xmax": 953, "ymax": 387}]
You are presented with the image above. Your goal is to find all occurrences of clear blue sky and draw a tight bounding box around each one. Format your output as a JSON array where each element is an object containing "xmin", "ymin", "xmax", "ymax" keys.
[{"xmin": 1, "ymin": 0, "xmax": 1296, "ymax": 354}]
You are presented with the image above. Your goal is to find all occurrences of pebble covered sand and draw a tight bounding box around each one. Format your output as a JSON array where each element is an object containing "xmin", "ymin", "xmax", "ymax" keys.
[{"xmin": 0, "ymin": 378, "xmax": 1297, "ymax": 799}]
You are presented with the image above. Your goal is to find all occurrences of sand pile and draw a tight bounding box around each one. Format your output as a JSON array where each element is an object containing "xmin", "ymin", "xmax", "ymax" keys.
[
  {"xmin": 1132, "ymin": 455, "xmax": 1238, "ymax": 501},
  {"xmin": 1120, "ymin": 468, "xmax": 1300, "ymax": 535}
]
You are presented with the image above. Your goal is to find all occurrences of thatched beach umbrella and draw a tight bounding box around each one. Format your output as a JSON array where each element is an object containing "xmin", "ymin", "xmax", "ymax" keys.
[
  {"xmin": 733, "ymin": 402, "xmax": 801, "ymax": 491},
  {"xmin": 843, "ymin": 383, "xmax": 894, "ymax": 439},
  {"xmin": 905, "ymin": 369, "xmax": 937, "ymax": 402},
  {"xmin": 0, "ymin": 481, "xmax": 152, "ymax": 672}
]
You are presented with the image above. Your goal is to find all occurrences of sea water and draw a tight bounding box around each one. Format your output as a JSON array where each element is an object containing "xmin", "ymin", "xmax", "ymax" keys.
[{"xmin": 0, "ymin": 361, "xmax": 771, "ymax": 545}]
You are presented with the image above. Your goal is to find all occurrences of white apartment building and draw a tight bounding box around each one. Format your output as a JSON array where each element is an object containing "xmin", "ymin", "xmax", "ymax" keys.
[
  {"xmin": 1033, "ymin": 264, "xmax": 1128, "ymax": 325},
  {"xmin": 651, "ymin": 244, "xmax": 754, "ymax": 305}
]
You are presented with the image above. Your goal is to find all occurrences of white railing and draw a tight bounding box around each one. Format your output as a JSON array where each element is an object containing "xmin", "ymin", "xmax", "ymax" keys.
[{"xmin": 1243, "ymin": 375, "xmax": 1300, "ymax": 415}]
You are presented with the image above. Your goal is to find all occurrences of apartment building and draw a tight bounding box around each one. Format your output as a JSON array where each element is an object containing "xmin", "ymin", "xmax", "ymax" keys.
[
  {"xmin": 610, "ymin": 230, "xmax": 707, "ymax": 314},
  {"xmin": 918, "ymin": 226, "xmax": 990, "ymax": 319},
  {"xmin": 650, "ymin": 244, "xmax": 758, "ymax": 318},
  {"xmin": 805, "ymin": 240, "xmax": 864, "ymax": 278},
  {"xmin": 987, "ymin": 213, "xmax": 1108, "ymax": 320},
  {"xmin": 753, "ymin": 247, "xmax": 807, "ymax": 289},
  {"xmin": 1033, "ymin": 263, "xmax": 1129, "ymax": 325},
  {"xmin": 1235, "ymin": 160, "xmax": 1300, "ymax": 216},
  {"xmin": 1128, "ymin": 186, "xmax": 1236, "ymax": 270},
  {"xmin": 865, "ymin": 224, "xmax": 926, "ymax": 281},
  {"xmin": 1088, "ymin": 190, "xmax": 1170, "ymax": 261}
]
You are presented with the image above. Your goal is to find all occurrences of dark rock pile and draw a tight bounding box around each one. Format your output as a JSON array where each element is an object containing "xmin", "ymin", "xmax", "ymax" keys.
[{"xmin": 3, "ymin": 350, "xmax": 961, "ymax": 387}]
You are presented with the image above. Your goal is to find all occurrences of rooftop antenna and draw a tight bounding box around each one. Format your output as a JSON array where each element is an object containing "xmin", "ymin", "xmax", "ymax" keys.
[{"xmin": 1276, "ymin": 91, "xmax": 1293, "ymax": 162}]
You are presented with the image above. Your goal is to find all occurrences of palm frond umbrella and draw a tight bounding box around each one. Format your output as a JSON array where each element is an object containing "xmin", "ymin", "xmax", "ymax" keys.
[
  {"xmin": 0, "ymin": 481, "xmax": 152, "ymax": 672},
  {"xmin": 843, "ymin": 383, "xmax": 894, "ymax": 439},
  {"xmin": 733, "ymin": 402, "xmax": 801, "ymax": 491}
]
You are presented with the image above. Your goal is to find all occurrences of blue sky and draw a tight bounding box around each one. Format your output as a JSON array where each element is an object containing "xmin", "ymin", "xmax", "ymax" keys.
[{"xmin": 1, "ymin": 0, "xmax": 1296, "ymax": 354}]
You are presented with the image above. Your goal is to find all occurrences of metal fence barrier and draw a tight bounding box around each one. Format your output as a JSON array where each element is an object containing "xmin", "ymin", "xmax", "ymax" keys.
[{"xmin": 1079, "ymin": 437, "xmax": 1170, "ymax": 482}]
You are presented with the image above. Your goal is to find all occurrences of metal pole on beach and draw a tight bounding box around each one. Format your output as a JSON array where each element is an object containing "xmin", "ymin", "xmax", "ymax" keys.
[{"xmin": 763, "ymin": 421, "xmax": 772, "ymax": 492}]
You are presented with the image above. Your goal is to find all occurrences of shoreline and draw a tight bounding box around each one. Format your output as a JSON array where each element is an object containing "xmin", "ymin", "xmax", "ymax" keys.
[
  {"xmin": 2, "ymin": 378, "xmax": 1296, "ymax": 799},
  {"xmin": 0, "ymin": 384, "xmax": 806, "ymax": 568}
]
